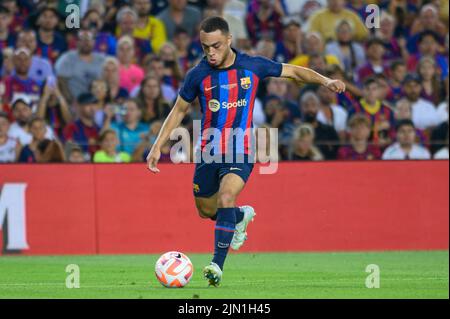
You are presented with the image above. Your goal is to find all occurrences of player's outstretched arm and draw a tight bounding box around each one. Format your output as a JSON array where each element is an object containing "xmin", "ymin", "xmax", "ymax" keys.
[
  {"xmin": 280, "ymin": 64, "xmax": 346, "ymax": 93},
  {"xmin": 146, "ymin": 96, "xmax": 190, "ymax": 173}
]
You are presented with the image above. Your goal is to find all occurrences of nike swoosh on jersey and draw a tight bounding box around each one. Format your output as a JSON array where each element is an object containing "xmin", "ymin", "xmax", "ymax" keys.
[{"xmin": 205, "ymin": 86, "xmax": 217, "ymax": 91}]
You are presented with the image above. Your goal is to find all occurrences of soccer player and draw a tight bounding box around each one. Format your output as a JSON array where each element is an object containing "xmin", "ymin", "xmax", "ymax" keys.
[{"xmin": 146, "ymin": 17, "xmax": 345, "ymax": 286}]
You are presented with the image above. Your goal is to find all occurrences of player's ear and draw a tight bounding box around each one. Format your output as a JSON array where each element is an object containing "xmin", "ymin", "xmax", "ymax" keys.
[{"xmin": 227, "ymin": 34, "xmax": 232, "ymax": 47}]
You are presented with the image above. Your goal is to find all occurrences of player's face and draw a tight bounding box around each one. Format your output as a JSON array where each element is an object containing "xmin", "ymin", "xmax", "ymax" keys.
[
  {"xmin": 200, "ymin": 30, "xmax": 232, "ymax": 68},
  {"xmin": 397, "ymin": 125, "xmax": 416, "ymax": 147}
]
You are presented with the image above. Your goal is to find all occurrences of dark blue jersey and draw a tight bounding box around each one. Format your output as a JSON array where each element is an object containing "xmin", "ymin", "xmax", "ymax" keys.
[{"xmin": 179, "ymin": 49, "xmax": 282, "ymax": 155}]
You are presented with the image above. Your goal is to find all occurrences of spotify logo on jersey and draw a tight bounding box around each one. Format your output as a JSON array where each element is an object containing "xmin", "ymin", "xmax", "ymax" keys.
[{"xmin": 208, "ymin": 99, "xmax": 221, "ymax": 112}]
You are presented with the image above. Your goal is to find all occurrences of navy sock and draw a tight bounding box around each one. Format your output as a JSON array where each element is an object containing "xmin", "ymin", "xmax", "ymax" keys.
[
  {"xmin": 212, "ymin": 208, "xmax": 236, "ymax": 270},
  {"xmin": 235, "ymin": 207, "xmax": 244, "ymax": 224}
]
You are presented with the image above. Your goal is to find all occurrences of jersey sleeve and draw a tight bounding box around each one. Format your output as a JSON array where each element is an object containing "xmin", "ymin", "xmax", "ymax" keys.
[
  {"xmin": 251, "ymin": 56, "xmax": 283, "ymax": 79},
  {"xmin": 178, "ymin": 68, "xmax": 200, "ymax": 103}
]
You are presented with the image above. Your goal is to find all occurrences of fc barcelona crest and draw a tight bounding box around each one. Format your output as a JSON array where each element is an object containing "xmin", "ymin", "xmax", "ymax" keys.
[{"xmin": 240, "ymin": 77, "xmax": 252, "ymax": 90}]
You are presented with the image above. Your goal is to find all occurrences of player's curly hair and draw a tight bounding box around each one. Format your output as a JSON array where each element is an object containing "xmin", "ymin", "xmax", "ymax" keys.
[{"xmin": 200, "ymin": 16, "xmax": 229, "ymax": 35}]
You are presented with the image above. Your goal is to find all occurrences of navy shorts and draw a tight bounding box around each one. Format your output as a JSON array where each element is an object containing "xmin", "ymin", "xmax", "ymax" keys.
[{"xmin": 193, "ymin": 155, "xmax": 254, "ymax": 198}]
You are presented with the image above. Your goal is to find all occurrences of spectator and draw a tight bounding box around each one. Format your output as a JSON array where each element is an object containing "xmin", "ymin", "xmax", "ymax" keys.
[
  {"xmin": 173, "ymin": 27, "xmax": 195, "ymax": 74},
  {"xmin": 288, "ymin": 123, "xmax": 324, "ymax": 161},
  {"xmin": 101, "ymin": 56, "xmax": 129, "ymax": 103},
  {"xmin": 141, "ymin": 56, "xmax": 177, "ymax": 103},
  {"xmin": 375, "ymin": 11, "xmax": 409, "ymax": 63},
  {"xmin": 35, "ymin": 138, "xmax": 65, "ymax": 163},
  {"xmin": 132, "ymin": 119, "xmax": 163, "ymax": 162},
  {"xmin": 0, "ymin": 111, "xmax": 18, "ymax": 162},
  {"xmin": 0, "ymin": 47, "xmax": 14, "ymax": 78},
  {"xmin": 325, "ymin": 19, "xmax": 365, "ymax": 81},
  {"xmin": 117, "ymin": 35, "xmax": 145, "ymax": 94},
  {"xmin": 307, "ymin": 0, "xmax": 369, "ymax": 42},
  {"xmin": 382, "ymin": 119, "xmax": 431, "ymax": 160},
  {"xmin": 8, "ymin": 95, "xmax": 54, "ymax": 145},
  {"xmin": 325, "ymin": 64, "xmax": 362, "ymax": 111},
  {"xmin": 255, "ymin": 123, "xmax": 280, "ymax": 163},
  {"xmin": 131, "ymin": 0, "xmax": 167, "ymax": 54},
  {"xmin": 104, "ymin": 99, "xmax": 149, "ymax": 155},
  {"xmin": 255, "ymin": 38, "xmax": 276, "ymax": 60},
  {"xmin": 289, "ymin": 32, "xmax": 340, "ymax": 68},
  {"xmin": 246, "ymin": 0, "xmax": 283, "ymax": 46},
  {"xmin": 63, "ymin": 92, "xmax": 100, "ymax": 159},
  {"xmin": 158, "ymin": 0, "xmax": 202, "ymax": 40},
  {"xmin": 206, "ymin": 0, "xmax": 249, "ymax": 49},
  {"xmin": 66, "ymin": 144, "xmax": 87, "ymax": 163},
  {"xmin": 35, "ymin": 6, "xmax": 67, "ymax": 64},
  {"xmin": 407, "ymin": 30, "xmax": 448, "ymax": 80},
  {"xmin": 115, "ymin": 6, "xmax": 152, "ymax": 62},
  {"xmin": 417, "ymin": 56, "xmax": 447, "ymax": 107},
  {"xmin": 36, "ymin": 78, "xmax": 72, "ymax": 139},
  {"xmin": 356, "ymin": 37, "xmax": 390, "ymax": 84},
  {"xmin": 394, "ymin": 97, "xmax": 428, "ymax": 145},
  {"xmin": 265, "ymin": 77, "xmax": 299, "ymax": 121},
  {"xmin": 430, "ymin": 106, "xmax": 449, "ymax": 155},
  {"xmin": 93, "ymin": 129, "xmax": 131, "ymax": 163},
  {"xmin": 135, "ymin": 75, "xmax": 171, "ymax": 124},
  {"xmin": 0, "ymin": 5, "xmax": 15, "ymax": 50},
  {"xmin": 388, "ymin": 60, "xmax": 407, "ymax": 102},
  {"xmin": 159, "ymin": 42, "xmax": 184, "ymax": 90},
  {"xmin": 273, "ymin": 17, "xmax": 303, "ymax": 63},
  {"xmin": 433, "ymin": 138, "xmax": 449, "ymax": 160},
  {"xmin": 82, "ymin": 8, "xmax": 117, "ymax": 56},
  {"xmin": 348, "ymin": 77, "xmax": 395, "ymax": 148},
  {"xmin": 90, "ymin": 79, "xmax": 111, "ymax": 129},
  {"xmin": 338, "ymin": 114, "xmax": 382, "ymax": 161},
  {"xmin": 2, "ymin": 0, "xmax": 25, "ymax": 35},
  {"xmin": 282, "ymin": 0, "xmax": 325, "ymax": 24},
  {"xmin": 402, "ymin": 73, "xmax": 441, "ymax": 131},
  {"xmin": 55, "ymin": 29, "xmax": 106, "ymax": 104},
  {"xmin": 15, "ymin": 29, "xmax": 54, "ymax": 85},
  {"xmin": 299, "ymin": 91, "xmax": 340, "ymax": 159},
  {"xmin": 407, "ymin": 4, "xmax": 448, "ymax": 54},
  {"xmin": 17, "ymin": 117, "xmax": 48, "ymax": 163},
  {"xmin": 316, "ymin": 84, "xmax": 348, "ymax": 140},
  {"xmin": 3, "ymin": 47, "xmax": 41, "ymax": 105},
  {"xmin": 381, "ymin": 0, "xmax": 418, "ymax": 38}
]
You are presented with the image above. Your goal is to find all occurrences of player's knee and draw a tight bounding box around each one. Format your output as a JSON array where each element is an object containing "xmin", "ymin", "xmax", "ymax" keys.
[
  {"xmin": 196, "ymin": 203, "xmax": 216, "ymax": 219},
  {"xmin": 217, "ymin": 191, "xmax": 236, "ymax": 208}
]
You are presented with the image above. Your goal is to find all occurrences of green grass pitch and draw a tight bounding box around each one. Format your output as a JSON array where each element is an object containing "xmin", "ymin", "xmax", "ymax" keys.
[{"xmin": 0, "ymin": 251, "xmax": 448, "ymax": 299}]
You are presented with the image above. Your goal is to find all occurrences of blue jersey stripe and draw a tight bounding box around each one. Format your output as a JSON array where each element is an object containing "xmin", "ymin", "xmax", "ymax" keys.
[{"xmin": 215, "ymin": 72, "xmax": 229, "ymax": 152}]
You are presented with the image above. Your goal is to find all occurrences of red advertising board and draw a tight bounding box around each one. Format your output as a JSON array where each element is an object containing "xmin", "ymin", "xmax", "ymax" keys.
[{"xmin": 0, "ymin": 161, "xmax": 448, "ymax": 255}]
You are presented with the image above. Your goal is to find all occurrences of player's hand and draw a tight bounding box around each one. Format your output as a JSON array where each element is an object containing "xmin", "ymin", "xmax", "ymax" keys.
[
  {"xmin": 146, "ymin": 146, "xmax": 161, "ymax": 173},
  {"xmin": 325, "ymin": 79, "xmax": 346, "ymax": 94}
]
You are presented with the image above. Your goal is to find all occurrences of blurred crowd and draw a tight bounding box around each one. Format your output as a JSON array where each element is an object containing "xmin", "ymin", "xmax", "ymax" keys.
[{"xmin": 0, "ymin": 0, "xmax": 448, "ymax": 164}]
